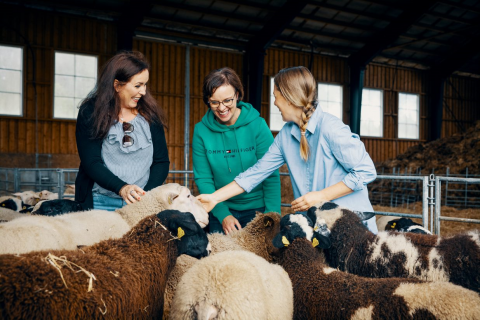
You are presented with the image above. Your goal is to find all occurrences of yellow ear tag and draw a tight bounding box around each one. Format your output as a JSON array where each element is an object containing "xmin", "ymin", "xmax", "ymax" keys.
[
  {"xmin": 314, "ymin": 226, "xmax": 318, "ymax": 231},
  {"xmin": 282, "ymin": 236, "xmax": 290, "ymax": 247},
  {"xmin": 1, "ymin": 204, "xmax": 4, "ymax": 207},
  {"xmin": 312, "ymin": 238, "xmax": 319, "ymax": 248},
  {"xmin": 23, "ymin": 206, "xmax": 26, "ymax": 209},
  {"xmin": 391, "ymin": 222, "xmax": 396, "ymax": 229},
  {"xmin": 177, "ymin": 227, "xmax": 185, "ymax": 239},
  {"xmin": 265, "ymin": 220, "xmax": 271, "ymax": 227},
  {"xmin": 168, "ymin": 197, "xmax": 172, "ymax": 205}
]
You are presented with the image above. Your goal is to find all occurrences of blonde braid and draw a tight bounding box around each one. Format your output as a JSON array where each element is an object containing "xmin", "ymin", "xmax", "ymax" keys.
[{"xmin": 299, "ymin": 102, "xmax": 315, "ymax": 160}]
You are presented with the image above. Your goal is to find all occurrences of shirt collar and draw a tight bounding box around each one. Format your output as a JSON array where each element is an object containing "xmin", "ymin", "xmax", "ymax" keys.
[{"xmin": 290, "ymin": 106, "xmax": 323, "ymax": 141}]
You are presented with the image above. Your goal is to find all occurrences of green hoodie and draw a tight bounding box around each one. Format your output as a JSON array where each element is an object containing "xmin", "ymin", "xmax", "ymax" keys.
[{"xmin": 192, "ymin": 101, "xmax": 281, "ymax": 223}]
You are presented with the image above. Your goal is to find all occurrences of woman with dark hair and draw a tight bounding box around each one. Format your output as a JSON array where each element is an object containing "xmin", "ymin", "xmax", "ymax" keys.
[
  {"xmin": 192, "ymin": 67, "xmax": 281, "ymax": 234},
  {"xmin": 75, "ymin": 51, "xmax": 169, "ymax": 211}
]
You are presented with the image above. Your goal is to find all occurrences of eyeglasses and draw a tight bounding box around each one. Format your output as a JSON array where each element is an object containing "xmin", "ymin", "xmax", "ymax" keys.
[
  {"xmin": 122, "ymin": 122, "xmax": 134, "ymax": 148},
  {"xmin": 209, "ymin": 97, "xmax": 235, "ymax": 109}
]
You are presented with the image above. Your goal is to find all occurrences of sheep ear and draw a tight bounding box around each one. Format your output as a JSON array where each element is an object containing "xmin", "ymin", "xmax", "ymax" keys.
[
  {"xmin": 263, "ymin": 216, "xmax": 274, "ymax": 229},
  {"xmin": 311, "ymin": 231, "xmax": 331, "ymax": 249},
  {"xmin": 272, "ymin": 233, "xmax": 287, "ymax": 248},
  {"xmin": 306, "ymin": 207, "xmax": 317, "ymax": 227},
  {"xmin": 177, "ymin": 227, "xmax": 185, "ymax": 239},
  {"xmin": 353, "ymin": 210, "xmax": 375, "ymax": 221}
]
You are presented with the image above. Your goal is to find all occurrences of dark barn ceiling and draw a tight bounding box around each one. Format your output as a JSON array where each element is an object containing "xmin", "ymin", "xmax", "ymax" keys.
[{"xmin": 2, "ymin": 0, "xmax": 480, "ymax": 78}]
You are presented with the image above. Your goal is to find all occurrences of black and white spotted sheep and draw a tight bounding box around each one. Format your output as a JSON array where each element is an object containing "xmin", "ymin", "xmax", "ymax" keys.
[{"xmin": 309, "ymin": 201, "xmax": 480, "ymax": 293}]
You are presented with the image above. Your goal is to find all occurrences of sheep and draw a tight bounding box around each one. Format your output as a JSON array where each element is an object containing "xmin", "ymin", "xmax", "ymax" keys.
[
  {"xmin": 163, "ymin": 212, "xmax": 281, "ymax": 319},
  {"xmin": 377, "ymin": 215, "xmax": 431, "ymax": 234},
  {"xmin": 0, "ymin": 207, "xmax": 26, "ymax": 223},
  {"xmin": 0, "ymin": 210, "xmax": 210, "ymax": 319},
  {"xmin": 169, "ymin": 250, "xmax": 293, "ymax": 320},
  {"xmin": 0, "ymin": 183, "xmax": 209, "ymax": 255},
  {"xmin": 309, "ymin": 201, "xmax": 480, "ymax": 293},
  {"xmin": 273, "ymin": 213, "xmax": 480, "ymax": 320},
  {"xmin": 385, "ymin": 217, "xmax": 432, "ymax": 234},
  {"xmin": 12, "ymin": 190, "xmax": 40, "ymax": 205},
  {"xmin": 38, "ymin": 189, "xmax": 59, "ymax": 200},
  {"xmin": 31, "ymin": 199, "xmax": 84, "ymax": 216},
  {"xmin": 0, "ymin": 197, "xmax": 22, "ymax": 211}
]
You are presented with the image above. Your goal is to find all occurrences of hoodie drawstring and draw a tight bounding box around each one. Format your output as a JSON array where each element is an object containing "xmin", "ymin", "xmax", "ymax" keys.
[
  {"xmin": 221, "ymin": 132, "xmax": 232, "ymax": 173},
  {"xmin": 233, "ymin": 127, "xmax": 245, "ymax": 172}
]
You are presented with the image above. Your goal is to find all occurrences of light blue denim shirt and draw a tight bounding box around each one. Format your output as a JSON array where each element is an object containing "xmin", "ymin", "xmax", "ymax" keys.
[{"xmin": 235, "ymin": 106, "xmax": 378, "ymax": 233}]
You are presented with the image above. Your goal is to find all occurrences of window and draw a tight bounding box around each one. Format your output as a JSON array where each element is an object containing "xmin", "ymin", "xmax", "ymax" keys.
[
  {"xmin": 269, "ymin": 77, "xmax": 285, "ymax": 131},
  {"xmin": 318, "ymin": 83, "xmax": 343, "ymax": 120},
  {"xmin": 54, "ymin": 52, "xmax": 97, "ymax": 119},
  {"xmin": 360, "ymin": 89, "xmax": 383, "ymax": 137},
  {"xmin": 398, "ymin": 93, "xmax": 419, "ymax": 139},
  {"xmin": 0, "ymin": 45, "xmax": 23, "ymax": 116}
]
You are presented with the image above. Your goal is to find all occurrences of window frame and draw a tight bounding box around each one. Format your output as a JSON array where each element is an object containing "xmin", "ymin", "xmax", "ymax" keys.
[
  {"xmin": 317, "ymin": 82, "xmax": 343, "ymax": 120},
  {"xmin": 397, "ymin": 92, "xmax": 420, "ymax": 140},
  {"xmin": 0, "ymin": 44, "xmax": 24, "ymax": 117},
  {"xmin": 53, "ymin": 51, "xmax": 98, "ymax": 120},
  {"xmin": 360, "ymin": 88, "xmax": 384, "ymax": 138},
  {"xmin": 268, "ymin": 77, "xmax": 286, "ymax": 132}
]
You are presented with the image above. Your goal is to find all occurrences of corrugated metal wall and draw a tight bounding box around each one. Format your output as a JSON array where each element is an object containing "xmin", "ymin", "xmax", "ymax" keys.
[{"xmin": 1, "ymin": 8, "xmax": 479, "ymax": 168}]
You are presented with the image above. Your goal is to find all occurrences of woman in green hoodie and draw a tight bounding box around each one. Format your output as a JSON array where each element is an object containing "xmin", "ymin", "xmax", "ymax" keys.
[{"xmin": 192, "ymin": 67, "xmax": 281, "ymax": 234}]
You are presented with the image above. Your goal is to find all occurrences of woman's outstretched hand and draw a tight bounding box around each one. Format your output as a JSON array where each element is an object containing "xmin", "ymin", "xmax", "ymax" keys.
[
  {"xmin": 196, "ymin": 194, "xmax": 219, "ymax": 213},
  {"xmin": 291, "ymin": 191, "xmax": 327, "ymax": 212},
  {"xmin": 119, "ymin": 184, "xmax": 145, "ymax": 204},
  {"xmin": 222, "ymin": 215, "xmax": 242, "ymax": 235}
]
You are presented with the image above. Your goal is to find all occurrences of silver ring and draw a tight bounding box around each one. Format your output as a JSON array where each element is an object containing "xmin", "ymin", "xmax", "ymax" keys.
[{"xmin": 130, "ymin": 190, "xmax": 135, "ymax": 195}]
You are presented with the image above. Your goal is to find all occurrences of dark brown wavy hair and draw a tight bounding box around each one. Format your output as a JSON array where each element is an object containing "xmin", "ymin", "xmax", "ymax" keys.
[
  {"xmin": 202, "ymin": 67, "xmax": 244, "ymax": 106},
  {"xmin": 79, "ymin": 51, "xmax": 167, "ymax": 139}
]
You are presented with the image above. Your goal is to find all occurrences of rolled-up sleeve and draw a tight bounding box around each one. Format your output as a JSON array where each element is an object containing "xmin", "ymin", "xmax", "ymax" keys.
[
  {"xmin": 327, "ymin": 124, "xmax": 376, "ymax": 192},
  {"xmin": 235, "ymin": 136, "xmax": 285, "ymax": 193}
]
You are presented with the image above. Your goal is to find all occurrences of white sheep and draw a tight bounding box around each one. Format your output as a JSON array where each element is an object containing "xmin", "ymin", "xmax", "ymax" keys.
[
  {"xmin": 12, "ymin": 191, "xmax": 40, "ymax": 205},
  {"xmin": 169, "ymin": 250, "xmax": 293, "ymax": 320},
  {"xmin": 0, "ymin": 183, "xmax": 209, "ymax": 255},
  {"xmin": 163, "ymin": 212, "xmax": 281, "ymax": 318},
  {"xmin": 38, "ymin": 189, "xmax": 59, "ymax": 200}
]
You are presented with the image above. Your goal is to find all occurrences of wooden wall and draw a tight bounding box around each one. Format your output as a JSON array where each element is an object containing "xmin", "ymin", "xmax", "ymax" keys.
[
  {"xmin": 0, "ymin": 6, "xmax": 117, "ymax": 167},
  {"xmin": 1, "ymin": 7, "xmax": 479, "ymax": 169}
]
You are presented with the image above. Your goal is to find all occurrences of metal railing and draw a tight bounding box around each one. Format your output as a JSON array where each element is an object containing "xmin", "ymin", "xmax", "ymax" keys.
[
  {"xmin": 434, "ymin": 175, "xmax": 480, "ymax": 235},
  {"xmin": 2, "ymin": 167, "xmax": 480, "ymax": 235}
]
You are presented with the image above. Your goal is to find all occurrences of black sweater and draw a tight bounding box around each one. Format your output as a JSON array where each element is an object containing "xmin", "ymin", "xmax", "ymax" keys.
[{"xmin": 75, "ymin": 101, "xmax": 170, "ymax": 210}]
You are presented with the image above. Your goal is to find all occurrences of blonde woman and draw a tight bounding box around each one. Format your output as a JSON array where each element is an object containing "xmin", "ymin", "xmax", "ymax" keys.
[{"xmin": 197, "ymin": 66, "xmax": 378, "ymax": 234}]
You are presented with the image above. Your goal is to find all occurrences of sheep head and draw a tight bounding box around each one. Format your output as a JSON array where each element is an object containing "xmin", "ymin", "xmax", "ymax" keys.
[
  {"xmin": 157, "ymin": 209, "xmax": 210, "ymax": 259},
  {"xmin": 272, "ymin": 213, "xmax": 331, "ymax": 250},
  {"xmin": 152, "ymin": 184, "xmax": 209, "ymax": 228},
  {"xmin": 307, "ymin": 201, "xmax": 375, "ymax": 230}
]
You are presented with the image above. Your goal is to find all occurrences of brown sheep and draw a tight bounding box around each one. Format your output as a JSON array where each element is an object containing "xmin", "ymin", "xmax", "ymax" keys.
[
  {"xmin": 0, "ymin": 210, "xmax": 209, "ymax": 319},
  {"xmin": 274, "ymin": 213, "xmax": 480, "ymax": 320}
]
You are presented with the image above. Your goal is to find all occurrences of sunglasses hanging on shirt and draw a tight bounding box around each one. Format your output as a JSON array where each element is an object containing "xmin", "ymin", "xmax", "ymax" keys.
[{"xmin": 122, "ymin": 122, "xmax": 134, "ymax": 147}]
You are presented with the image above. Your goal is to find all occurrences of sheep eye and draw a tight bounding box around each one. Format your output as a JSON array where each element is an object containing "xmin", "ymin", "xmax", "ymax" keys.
[{"xmin": 187, "ymin": 194, "xmax": 190, "ymax": 198}]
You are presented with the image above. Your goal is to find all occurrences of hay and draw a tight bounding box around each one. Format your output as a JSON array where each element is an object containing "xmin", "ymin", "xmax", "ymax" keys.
[{"xmin": 44, "ymin": 253, "xmax": 97, "ymax": 292}]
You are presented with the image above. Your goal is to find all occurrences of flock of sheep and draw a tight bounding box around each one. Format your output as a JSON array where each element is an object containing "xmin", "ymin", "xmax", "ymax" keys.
[{"xmin": 0, "ymin": 184, "xmax": 479, "ymax": 319}]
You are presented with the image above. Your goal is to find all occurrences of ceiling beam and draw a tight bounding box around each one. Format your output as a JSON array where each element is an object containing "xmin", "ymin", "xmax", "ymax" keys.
[
  {"xmin": 430, "ymin": 33, "xmax": 480, "ymax": 78},
  {"xmin": 248, "ymin": 0, "xmax": 309, "ymax": 50},
  {"xmin": 117, "ymin": 0, "xmax": 154, "ymax": 50},
  {"xmin": 348, "ymin": 0, "xmax": 437, "ymax": 67}
]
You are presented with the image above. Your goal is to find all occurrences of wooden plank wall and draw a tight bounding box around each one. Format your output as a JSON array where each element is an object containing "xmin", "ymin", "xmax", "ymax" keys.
[
  {"xmin": 0, "ymin": 7, "xmax": 117, "ymax": 167},
  {"xmin": 134, "ymin": 41, "xmax": 244, "ymax": 171},
  {"xmin": 1, "ymin": 8, "xmax": 479, "ymax": 169},
  {"xmin": 442, "ymin": 76, "xmax": 480, "ymax": 138}
]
